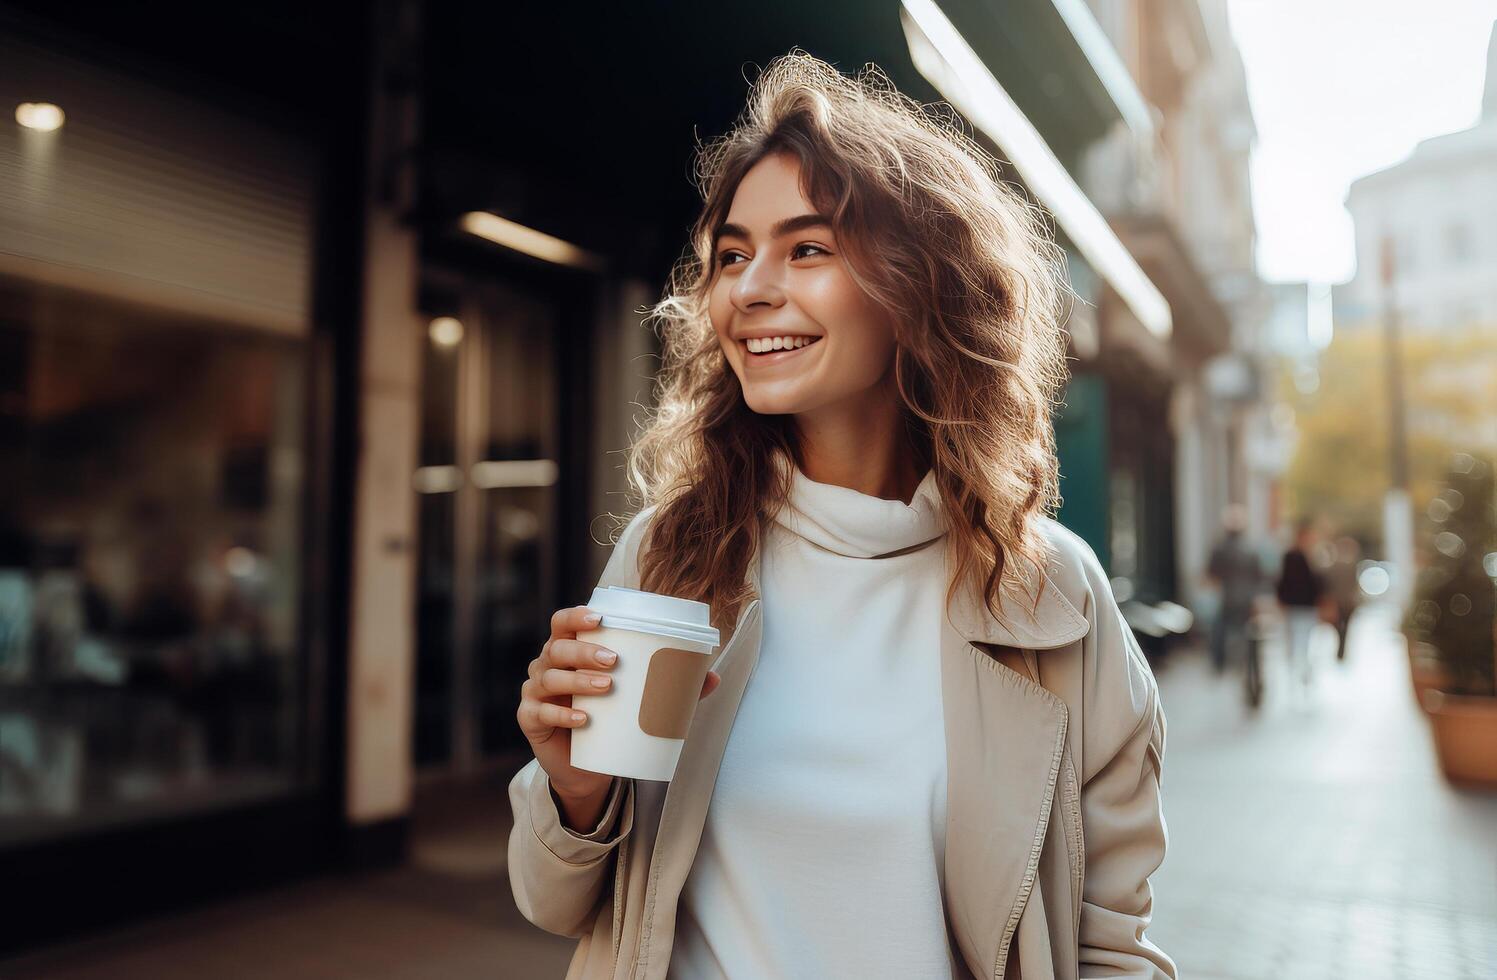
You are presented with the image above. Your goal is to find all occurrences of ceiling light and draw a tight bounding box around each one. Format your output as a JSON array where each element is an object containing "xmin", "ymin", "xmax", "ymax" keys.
[
  {"xmin": 461, "ymin": 211, "xmax": 604, "ymax": 271},
  {"xmin": 429, "ymin": 316, "xmax": 464, "ymax": 347},
  {"xmin": 16, "ymin": 102, "xmax": 65, "ymax": 132}
]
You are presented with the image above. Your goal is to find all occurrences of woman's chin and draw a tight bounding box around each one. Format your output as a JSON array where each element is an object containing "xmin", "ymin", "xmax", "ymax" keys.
[{"xmin": 741, "ymin": 386, "xmax": 814, "ymax": 417}]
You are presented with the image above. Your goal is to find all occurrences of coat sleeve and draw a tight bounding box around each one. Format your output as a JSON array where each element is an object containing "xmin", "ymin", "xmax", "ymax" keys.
[
  {"xmin": 507, "ymin": 759, "xmax": 634, "ymax": 937},
  {"xmin": 506, "ymin": 506, "xmax": 655, "ymax": 937},
  {"xmin": 1071, "ymin": 538, "xmax": 1178, "ymax": 979}
]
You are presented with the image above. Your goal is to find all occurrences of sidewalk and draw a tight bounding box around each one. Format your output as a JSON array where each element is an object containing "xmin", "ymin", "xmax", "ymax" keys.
[
  {"xmin": 1, "ymin": 780, "xmax": 574, "ymax": 980},
  {"xmin": 1147, "ymin": 601, "xmax": 1497, "ymax": 979}
]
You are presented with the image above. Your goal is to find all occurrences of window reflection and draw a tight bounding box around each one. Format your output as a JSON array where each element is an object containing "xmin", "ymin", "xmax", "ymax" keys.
[{"xmin": 0, "ymin": 279, "xmax": 309, "ymax": 844}]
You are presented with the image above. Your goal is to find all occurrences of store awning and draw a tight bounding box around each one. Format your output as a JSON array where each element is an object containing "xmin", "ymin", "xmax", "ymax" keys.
[{"xmin": 900, "ymin": 0, "xmax": 1172, "ymax": 341}]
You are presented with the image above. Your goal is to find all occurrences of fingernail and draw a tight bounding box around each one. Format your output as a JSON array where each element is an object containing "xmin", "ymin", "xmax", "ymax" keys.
[
  {"xmin": 598, "ymin": 650, "xmax": 617, "ymax": 664},
  {"xmin": 583, "ymin": 611, "xmax": 602, "ymax": 624},
  {"xmin": 572, "ymin": 711, "xmax": 586, "ymax": 723}
]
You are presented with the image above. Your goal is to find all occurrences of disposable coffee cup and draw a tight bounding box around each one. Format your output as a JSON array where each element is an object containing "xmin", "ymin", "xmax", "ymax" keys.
[{"xmin": 570, "ymin": 586, "xmax": 721, "ymax": 782}]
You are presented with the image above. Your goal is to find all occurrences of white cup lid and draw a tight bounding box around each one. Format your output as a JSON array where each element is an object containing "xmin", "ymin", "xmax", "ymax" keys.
[{"xmin": 586, "ymin": 586, "xmax": 720, "ymax": 648}]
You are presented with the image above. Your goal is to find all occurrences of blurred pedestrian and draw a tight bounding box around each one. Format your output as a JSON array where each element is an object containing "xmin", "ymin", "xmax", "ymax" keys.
[
  {"xmin": 1205, "ymin": 503, "xmax": 1264, "ymax": 674},
  {"xmin": 1323, "ymin": 535, "xmax": 1362, "ymax": 662},
  {"xmin": 1276, "ymin": 518, "xmax": 1326, "ymax": 694}
]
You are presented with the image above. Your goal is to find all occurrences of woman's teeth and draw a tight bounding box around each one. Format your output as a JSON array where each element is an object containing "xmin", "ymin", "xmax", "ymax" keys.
[{"xmin": 746, "ymin": 336, "xmax": 821, "ymax": 354}]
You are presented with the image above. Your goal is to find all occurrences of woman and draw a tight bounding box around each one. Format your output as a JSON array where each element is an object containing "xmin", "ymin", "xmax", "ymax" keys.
[{"xmin": 512, "ymin": 51, "xmax": 1175, "ymax": 979}]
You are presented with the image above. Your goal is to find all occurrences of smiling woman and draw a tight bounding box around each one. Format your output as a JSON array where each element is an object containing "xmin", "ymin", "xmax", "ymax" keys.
[
  {"xmin": 509, "ymin": 48, "xmax": 1174, "ymax": 980},
  {"xmin": 630, "ymin": 52, "xmax": 1075, "ymax": 644}
]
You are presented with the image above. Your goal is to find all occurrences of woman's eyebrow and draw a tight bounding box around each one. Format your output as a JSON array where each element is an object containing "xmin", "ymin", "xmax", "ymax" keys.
[{"xmin": 712, "ymin": 213, "xmax": 833, "ymax": 247}]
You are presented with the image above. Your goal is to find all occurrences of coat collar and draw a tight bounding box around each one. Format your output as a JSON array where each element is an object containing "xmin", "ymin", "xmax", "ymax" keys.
[{"xmin": 942, "ymin": 555, "xmax": 1090, "ymax": 651}]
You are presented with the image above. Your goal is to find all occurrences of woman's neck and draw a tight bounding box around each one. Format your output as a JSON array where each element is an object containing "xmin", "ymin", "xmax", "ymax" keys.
[{"xmin": 791, "ymin": 381, "xmax": 924, "ymax": 504}]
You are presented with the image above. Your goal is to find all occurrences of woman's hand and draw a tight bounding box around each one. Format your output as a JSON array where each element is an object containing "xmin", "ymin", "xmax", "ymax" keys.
[{"xmin": 518, "ymin": 605, "xmax": 722, "ymax": 807}]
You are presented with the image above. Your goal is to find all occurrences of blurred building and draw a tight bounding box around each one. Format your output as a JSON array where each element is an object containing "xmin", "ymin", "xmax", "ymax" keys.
[
  {"xmin": 1335, "ymin": 25, "xmax": 1497, "ymax": 332},
  {"xmin": 1074, "ymin": 0, "xmax": 1271, "ymax": 610},
  {"xmin": 1, "ymin": 0, "xmax": 370, "ymax": 951},
  {"xmin": 1, "ymin": 0, "xmax": 1265, "ymax": 951}
]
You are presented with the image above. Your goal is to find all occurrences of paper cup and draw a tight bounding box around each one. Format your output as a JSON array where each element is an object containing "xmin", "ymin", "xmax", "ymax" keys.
[{"xmin": 570, "ymin": 586, "xmax": 721, "ymax": 782}]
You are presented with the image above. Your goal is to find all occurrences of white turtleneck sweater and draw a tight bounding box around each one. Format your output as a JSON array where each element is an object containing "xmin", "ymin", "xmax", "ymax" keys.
[{"xmin": 667, "ymin": 458, "xmax": 963, "ymax": 979}]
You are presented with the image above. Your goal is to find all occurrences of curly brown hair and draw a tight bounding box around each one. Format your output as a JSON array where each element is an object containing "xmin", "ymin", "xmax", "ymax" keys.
[{"xmin": 617, "ymin": 49, "xmax": 1073, "ymax": 644}]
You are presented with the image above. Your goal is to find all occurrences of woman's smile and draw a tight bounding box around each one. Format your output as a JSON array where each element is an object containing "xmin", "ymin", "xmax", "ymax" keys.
[{"xmin": 741, "ymin": 334, "xmax": 825, "ymax": 368}]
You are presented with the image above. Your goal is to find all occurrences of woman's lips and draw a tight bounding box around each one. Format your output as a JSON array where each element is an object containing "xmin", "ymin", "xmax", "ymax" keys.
[{"xmin": 742, "ymin": 336, "xmax": 823, "ymax": 367}]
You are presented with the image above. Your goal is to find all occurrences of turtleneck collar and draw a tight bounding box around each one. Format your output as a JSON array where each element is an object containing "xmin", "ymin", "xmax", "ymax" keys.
[{"xmin": 769, "ymin": 450, "xmax": 948, "ymax": 559}]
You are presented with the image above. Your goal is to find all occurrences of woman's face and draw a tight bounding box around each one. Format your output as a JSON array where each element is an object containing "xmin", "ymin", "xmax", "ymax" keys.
[{"xmin": 708, "ymin": 152, "xmax": 898, "ymax": 418}]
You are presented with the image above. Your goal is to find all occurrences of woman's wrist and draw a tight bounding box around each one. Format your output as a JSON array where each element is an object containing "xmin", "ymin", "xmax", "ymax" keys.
[{"xmin": 554, "ymin": 779, "xmax": 615, "ymax": 834}]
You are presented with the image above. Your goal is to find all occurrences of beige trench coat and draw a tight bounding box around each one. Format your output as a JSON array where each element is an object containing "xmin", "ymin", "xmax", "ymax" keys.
[{"xmin": 509, "ymin": 507, "xmax": 1177, "ymax": 979}]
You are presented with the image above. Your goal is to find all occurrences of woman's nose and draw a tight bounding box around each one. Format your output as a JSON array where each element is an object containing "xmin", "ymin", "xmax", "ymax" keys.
[{"xmin": 730, "ymin": 254, "xmax": 785, "ymax": 313}]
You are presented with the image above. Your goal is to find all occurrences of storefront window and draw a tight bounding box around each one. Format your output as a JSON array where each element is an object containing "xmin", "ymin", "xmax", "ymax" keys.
[{"xmin": 0, "ymin": 278, "xmax": 311, "ymax": 845}]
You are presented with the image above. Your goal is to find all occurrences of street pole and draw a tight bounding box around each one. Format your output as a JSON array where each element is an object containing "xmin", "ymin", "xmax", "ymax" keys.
[{"xmin": 1380, "ymin": 236, "xmax": 1415, "ymax": 609}]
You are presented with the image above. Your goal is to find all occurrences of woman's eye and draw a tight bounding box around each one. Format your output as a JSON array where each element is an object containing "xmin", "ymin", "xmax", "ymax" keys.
[{"xmin": 717, "ymin": 244, "xmax": 827, "ymax": 268}]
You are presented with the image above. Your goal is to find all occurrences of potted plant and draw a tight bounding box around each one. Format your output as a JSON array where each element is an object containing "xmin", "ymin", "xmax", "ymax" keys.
[
  {"xmin": 1404, "ymin": 453, "xmax": 1497, "ymax": 788},
  {"xmin": 1406, "ymin": 640, "xmax": 1450, "ymax": 714}
]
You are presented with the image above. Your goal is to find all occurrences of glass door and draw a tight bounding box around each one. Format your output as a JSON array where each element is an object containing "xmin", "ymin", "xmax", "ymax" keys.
[{"xmin": 414, "ymin": 274, "xmax": 565, "ymax": 775}]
